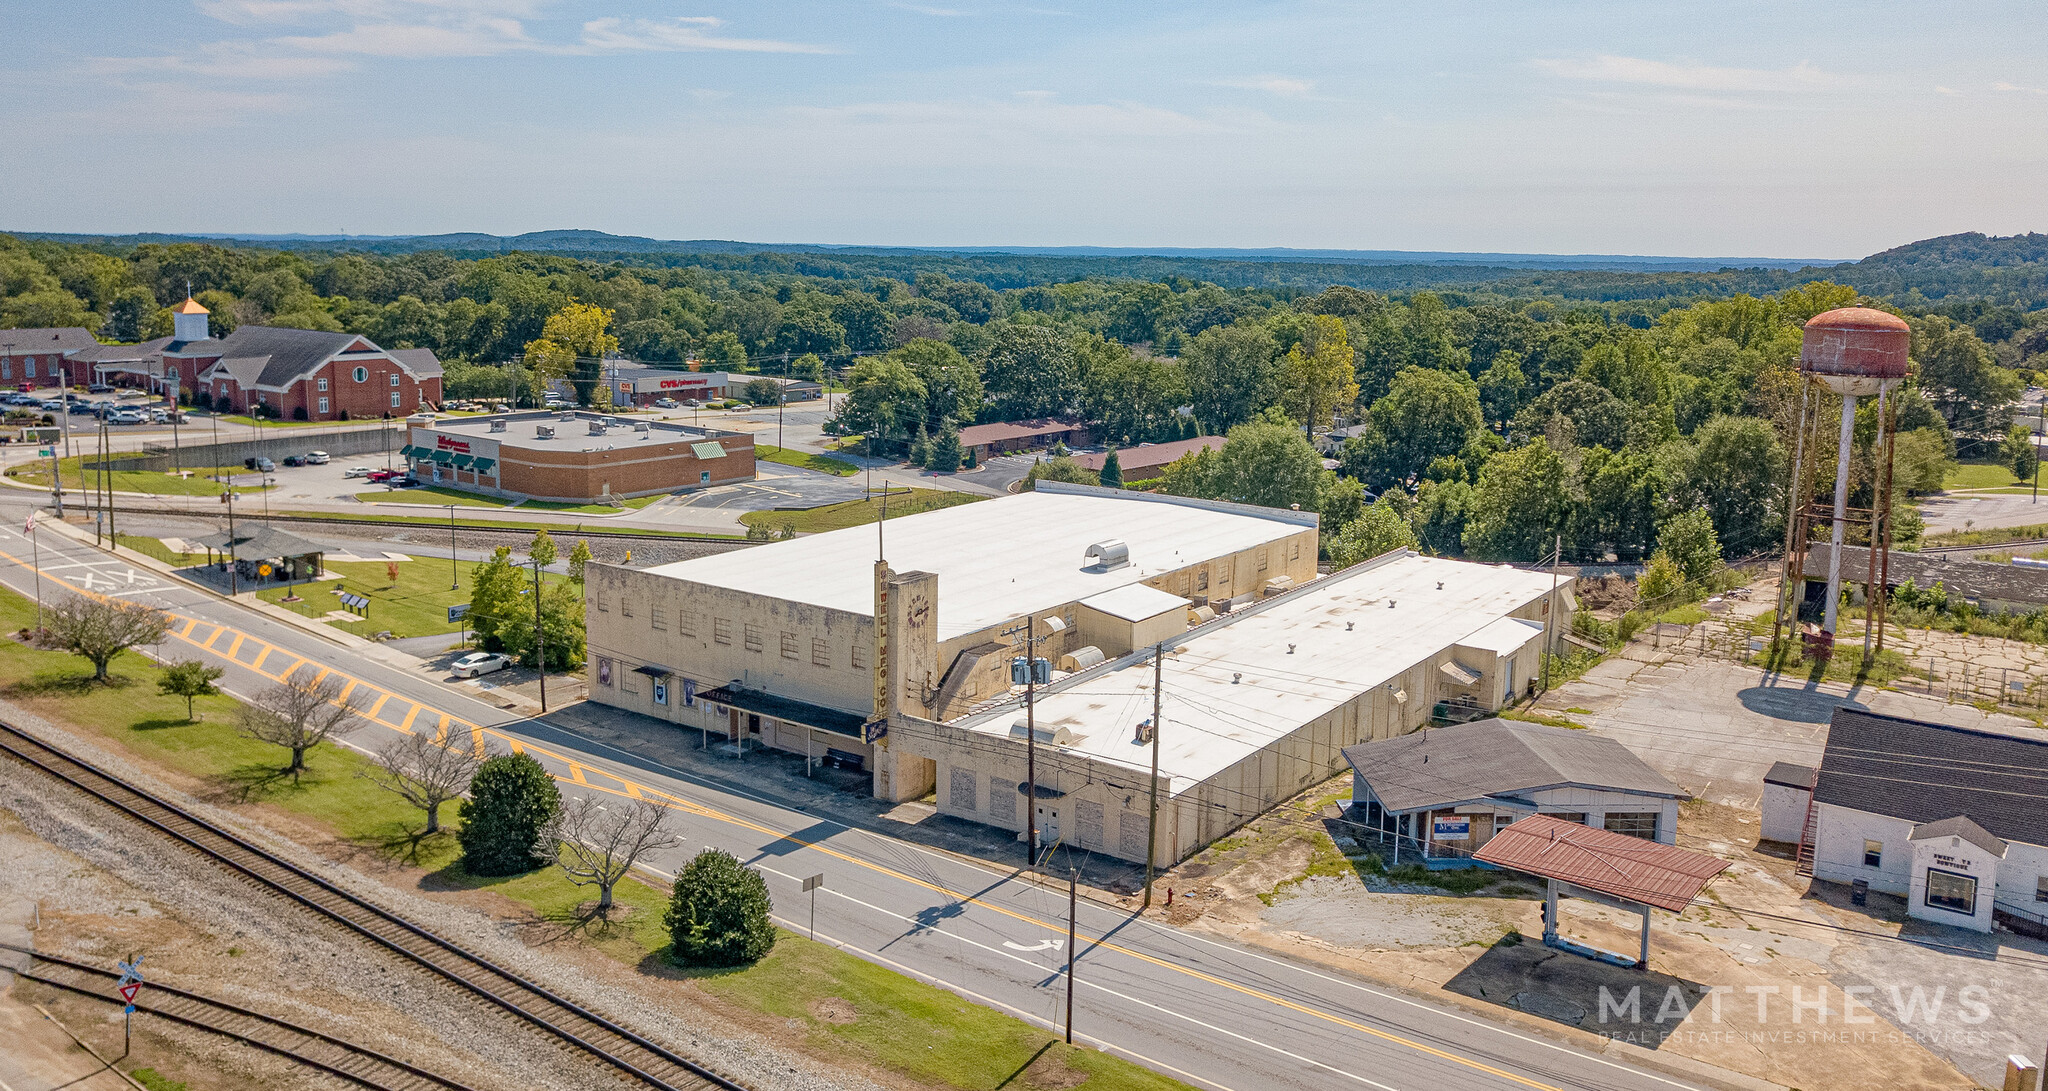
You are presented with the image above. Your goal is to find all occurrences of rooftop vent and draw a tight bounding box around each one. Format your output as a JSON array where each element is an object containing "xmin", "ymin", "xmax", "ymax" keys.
[
  {"xmin": 634, "ymin": 422, "xmax": 650, "ymax": 433},
  {"xmin": 588, "ymin": 420, "xmax": 607, "ymax": 436},
  {"xmin": 1083, "ymin": 539, "xmax": 1129, "ymax": 571},
  {"xmin": 488, "ymin": 419, "xmax": 507, "ymax": 433},
  {"xmin": 536, "ymin": 425, "xmax": 555, "ymax": 439},
  {"xmin": 558, "ymin": 411, "xmax": 574, "ymax": 421},
  {"xmin": 1008, "ymin": 721, "xmax": 1077, "ymax": 747}
]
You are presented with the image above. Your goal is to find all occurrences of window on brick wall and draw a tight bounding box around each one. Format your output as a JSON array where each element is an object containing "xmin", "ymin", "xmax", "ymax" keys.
[
  {"xmin": 713, "ymin": 617, "xmax": 732, "ymax": 645},
  {"xmin": 851, "ymin": 642, "xmax": 867, "ymax": 670},
  {"xmin": 390, "ymin": 373, "xmax": 401, "ymax": 387},
  {"xmin": 780, "ymin": 631, "xmax": 797, "ymax": 659},
  {"xmin": 353, "ymin": 366, "xmax": 367, "ymax": 383},
  {"xmin": 812, "ymin": 637, "xmax": 830, "ymax": 667},
  {"xmin": 317, "ymin": 377, "xmax": 328, "ymax": 391},
  {"xmin": 390, "ymin": 391, "xmax": 401, "ymax": 408},
  {"xmin": 594, "ymin": 591, "xmax": 608, "ymax": 612},
  {"xmin": 619, "ymin": 598, "xmax": 633, "ymax": 618},
  {"xmin": 679, "ymin": 611, "xmax": 698, "ymax": 637},
  {"xmin": 317, "ymin": 397, "xmax": 329, "ymax": 414},
  {"xmin": 650, "ymin": 605, "xmax": 667, "ymax": 631},
  {"xmin": 744, "ymin": 624, "xmax": 763, "ymax": 652},
  {"xmin": 1257, "ymin": 548, "xmax": 1268, "ymax": 572}
]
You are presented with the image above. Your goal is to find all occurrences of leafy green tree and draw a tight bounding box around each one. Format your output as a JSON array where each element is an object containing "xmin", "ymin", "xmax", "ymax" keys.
[
  {"xmin": 467, "ymin": 547, "xmax": 525, "ymax": 652},
  {"xmin": 521, "ymin": 337, "xmax": 574, "ymax": 406},
  {"xmin": 1512, "ymin": 380, "xmax": 1632, "ymax": 450},
  {"xmin": 701, "ymin": 330, "xmax": 747, "ymax": 370},
  {"xmin": 1164, "ymin": 410, "xmax": 1324, "ymax": 511},
  {"xmin": 1892, "ymin": 428, "xmax": 1957, "ymax": 494},
  {"xmin": 533, "ymin": 302, "xmax": 619, "ymax": 406},
  {"xmin": 1182, "ymin": 323, "xmax": 1280, "ymax": 433},
  {"xmin": 1277, "ymin": 315, "xmax": 1359, "ymax": 441},
  {"xmin": 34, "ymin": 596, "xmax": 171, "ymax": 683},
  {"xmin": 497, "ymin": 582, "xmax": 585, "ymax": 671},
  {"xmin": 1080, "ymin": 341, "xmax": 1189, "ymax": 443},
  {"xmin": 1477, "ymin": 350, "xmax": 1528, "ymax": 426},
  {"xmin": 566, "ymin": 539, "xmax": 592, "ymax": 584},
  {"xmin": 743, "ymin": 377, "xmax": 782, "ymax": 406},
  {"xmin": 1686, "ymin": 415, "xmax": 1785, "ymax": 552},
  {"xmin": 1341, "ymin": 366, "xmax": 1483, "ymax": 489},
  {"xmin": 665, "ymin": 848, "xmax": 776, "ymax": 967},
  {"xmin": 1913, "ymin": 316, "xmax": 2022, "ymax": 444},
  {"xmin": 1656, "ymin": 509, "xmax": 1721, "ymax": 586},
  {"xmin": 908, "ymin": 422, "xmax": 931, "ymax": 467},
  {"xmin": 157, "ymin": 660, "xmax": 224, "ymax": 721},
  {"xmin": 830, "ymin": 291, "xmax": 894, "ymax": 352},
  {"xmin": 458, "ymin": 753, "xmax": 562, "ymax": 876},
  {"xmin": 928, "ymin": 421, "xmax": 962, "ymax": 473},
  {"xmin": 527, "ymin": 529, "xmax": 557, "ymax": 570},
  {"xmin": 1576, "ymin": 447, "xmax": 1672, "ymax": 560},
  {"xmin": 1637, "ymin": 551, "xmax": 1684, "ymax": 602},
  {"xmin": 1463, "ymin": 442, "xmax": 1573, "ymax": 562},
  {"xmin": 1099, "ymin": 450, "xmax": 1123, "ymax": 488},
  {"xmin": 1410, "ymin": 479, "xmax": 1472, "ymax": 555},
  {"xmin": 1576, "ymin": 337, "xmax": 1672, "ymax": 405},
  {"xmin": 834, "ymin": 355, "xmax": 927, "ymax": 452},
  {"xmin": 1022, "ymin": 455, "xmax": 1096, "ymax": 490},
  {"xmin": 2004, "ymin": 426, "xmax": 2039, "ymax": 484},
  {"xmin": 894, "ymin": 338, "xmax": 982, "ymax": 429},
  {"xmin": 1324, "ymin": 499, "xmax": 1416, "ymax": 567},
  {"xmin": 980, "ymin": 323, "xmax": 1081, "ymax": 420},
  {"xmin": 101, "ymin": 286, "xmax": 162, "ymax": 343},
  {"xmin": 791, "ymin": 352, "xmax": 825, "ymax": 382}
]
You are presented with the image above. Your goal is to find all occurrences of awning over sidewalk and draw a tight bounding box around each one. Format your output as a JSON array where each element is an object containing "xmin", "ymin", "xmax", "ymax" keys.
[
  {"xmin": 699, "ymin": 684, "xmax": 866, "ymax": 738},
  {"xmin": 190, "ymin": 524, "xmax": 326, "ymax": 564},
  {"xmin": 1474, "ymin": 814, "xmax": 1726, "ymax": 912}
]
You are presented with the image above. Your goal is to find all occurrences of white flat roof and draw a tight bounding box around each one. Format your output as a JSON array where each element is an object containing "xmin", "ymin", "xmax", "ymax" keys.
[
  {"xmin": 1080, "ymin": 583, "xmax": 1191, "ymax": 622},
  {"xmin": 642, "ymin": 483, "xmax": 1313, "ymax": 642},
  {"xmin": 956, "ymin": 553, "xmax": 1558, "ymax": 792},
  {"xmin": 1457, "ymin": 615, "xmax": 1545, "ymax": 654}
]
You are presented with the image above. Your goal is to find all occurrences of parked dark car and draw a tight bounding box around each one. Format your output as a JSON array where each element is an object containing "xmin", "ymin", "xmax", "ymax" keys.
[
  {"xmin": 244, "ymin": 456, "xmax": 276, "ymax": 472},
  {"xmin": 86, "ymin": 384, "xmax": 114, "ymax": 394},
  {"xmin": 281, "ymin": 454, "xmax": 307, "ymax": 467}
]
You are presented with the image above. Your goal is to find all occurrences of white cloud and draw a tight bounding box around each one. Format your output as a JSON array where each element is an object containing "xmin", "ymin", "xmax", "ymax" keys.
[
  {"xmin": 90, "ymin": 42, "xmax": 357, "ymax": 79},
  {"xmin": 275, "ymin": 18, "xmax": 533, "ymax": 56},
  {"xmin": 1533, "ymin": 54, "xmax": 1832, "ymax": 93},
  {"xmin": 580, "ymin": 17, "xmax": 835, "ymax": 54},
  {"xmin": 890, "ymin": 3, "xmax": 968, "ymax": 15},
  {"xmin": 1214, "ymin": 75, "xmax": 1313, "ymax": 98},
  {"xmin": 1995, "ymin": 80, "xmax": 2048, "ymax": 94}
]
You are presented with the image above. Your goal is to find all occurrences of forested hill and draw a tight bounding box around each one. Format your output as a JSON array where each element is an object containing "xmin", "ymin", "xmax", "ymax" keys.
[{"xmin": 13, "ymin": 229, "xmax": 2047, "ymax": 306}]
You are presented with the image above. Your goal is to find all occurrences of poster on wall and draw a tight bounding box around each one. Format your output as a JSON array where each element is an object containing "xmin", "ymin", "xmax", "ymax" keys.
[
  {"xmin": 1432, "ymin": 817, "xmax": 1471, "ymax": 840},
  {"xmin": 652, "ymin": 681, "xmax": 668, "ymax": 706},
  {"xmin": 596, "ymin": 658, "xmax": 612, "ymax": 686},
  {"xmin": 682, "ymin": 677, "xmax": 696, "ymax": 707}
]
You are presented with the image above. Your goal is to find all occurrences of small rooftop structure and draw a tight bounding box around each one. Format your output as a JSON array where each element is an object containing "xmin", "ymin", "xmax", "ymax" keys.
[
  {"xmin": 957, "ymin": 418, "xmax": 1088, "ymax": 454},
  {"xmin": 1764, "ymin": 761, "xmax": 1816, "ymax": 790},
  {"xmin": 1341, "ymin": 719, "xmax": 1681, "ymax": 816},
  {"xmin": 417, "ymin": 410, "xmax": 739, "ymax": 454},
  {"xmin": 1814, "ymin": 708, "xmax": 2048, "ymax": 845},
  {"xmin": 1475, "ymin": 814, "xmax": 1729, "ymax": 969},
  {"xmin": 191, "ymin": 524, "xmax": 326, "ymax": 563},
  {"xmin": 1909, "ymin": 815, "xmax": 2006, "ymax": 858},
  {"xmin": 1070, "ymin": 436, "xmax": 1226, "ymax": 477},
  {"xmin": 1077, "ymin": 583, "xmax": 1188, "ymax": 623}
]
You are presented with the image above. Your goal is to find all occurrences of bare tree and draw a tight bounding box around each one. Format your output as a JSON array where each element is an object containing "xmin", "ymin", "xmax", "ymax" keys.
[
  {"xmin": 551, "ymin": 796, "xmax": 679, "ymax": 918},
  {"xmin": 35, "ymin": 595, "xmax": 171, "ymax": 682},
  {"xmin": 362, "ymin": 732, "xmax": 481, "ymax": 833},
  {"xmin": 238, "ymin": 667, "xmax": 358, "ymax": 782}
]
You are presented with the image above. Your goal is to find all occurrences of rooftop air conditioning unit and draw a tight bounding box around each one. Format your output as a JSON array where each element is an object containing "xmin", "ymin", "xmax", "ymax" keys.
[
  {"xmin": 487, "ymin": 419, "xmax": 507, "ymax": 433},
  {"xmin": 1009, "ymin": 720, "xmax": 1077, "ymax": 747},
  {"xmin": 634, "ymin": 422, "xmax": 650, "ymax": 433},
  {"xmin": 1083, "ymin": 539, "xmax": 1129, "ymax": 571},
  {"xmin": 588, "ymin": 421, "xmax": 607, "ymax": 436},
  {"xmin": 536, "ymin": 425, "xmax": 555, "ymax": 439}
]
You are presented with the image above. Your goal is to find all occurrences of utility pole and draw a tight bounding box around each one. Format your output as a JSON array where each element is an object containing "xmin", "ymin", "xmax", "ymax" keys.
[
  {"xmin": 1064, "ymin": 868, "xmax": 1077, "ymax": 1044},
  {"xmin": 1143, "ymin": 642, "xmax": 1164, "ymax": 909},
  {"xmin": 1002, "ymin": 612, "xmax": 1064, "ymax": 866},
  {"xmin": 532, "ymin": 556, "xmax": 548, "ymax": 713},
  {"xmin": 447, "ymin": 504, "xmax": 460, "ymax": 590},
  {"xmin": 778, "ymin": 351, "xmax": 789, "ymax": 454},
  {"xmin": 222, "ymin": 486, "xmax": 240, "ymax": 595},
  {"xmin": 1540, "ymin": 534, "xmax": 1560, "ymax": 694}
]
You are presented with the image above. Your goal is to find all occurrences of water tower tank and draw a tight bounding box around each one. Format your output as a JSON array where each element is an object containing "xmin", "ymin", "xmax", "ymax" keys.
[{"xmin": 1798, "ymin": 307, "xmax": 1910, "ymax": 396}]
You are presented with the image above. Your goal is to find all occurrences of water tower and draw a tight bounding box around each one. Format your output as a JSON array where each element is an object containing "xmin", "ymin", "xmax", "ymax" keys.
[{"xmin": 1774, "ymin": 307, "xmax": 1910, "ymax": 660}]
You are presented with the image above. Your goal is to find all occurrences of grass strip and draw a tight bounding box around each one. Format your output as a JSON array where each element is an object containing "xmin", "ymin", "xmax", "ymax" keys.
[
  {"xmin": 270, "ymin": 510, "xmax": 747, "ymax": 540},
  {"xmin": 755, "ymin": 445, "xmax": 859, "ymax": 477},
  {"xmin": 354, "ymin": 485, "xmax": 515, "ymax": 508},
  {"xmin": 739, "ymin": 488, "xmax": 982, "ymax": 533},
  {"xmin": 8, "ymin": 456, "xmax": 263, "ymax": 497}
]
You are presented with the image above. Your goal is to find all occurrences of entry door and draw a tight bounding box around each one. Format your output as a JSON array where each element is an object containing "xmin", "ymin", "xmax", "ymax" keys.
[
  {"xmin": 727, "ymin": 708, "xmax": 741, "ymax": 739},
  {"xmin": 747, "ymin": 713, "xmax": 761, "ymax": 736},
  {"xmin": 1038, "ymin": 805, "xmax": 1060, "ymax": 848}
]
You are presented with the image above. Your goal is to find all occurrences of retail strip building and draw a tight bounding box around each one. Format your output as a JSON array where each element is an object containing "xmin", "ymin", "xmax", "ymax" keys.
[{"xmin": 584, "ymin": 482, "xmax": 1572, "ymax": 863}]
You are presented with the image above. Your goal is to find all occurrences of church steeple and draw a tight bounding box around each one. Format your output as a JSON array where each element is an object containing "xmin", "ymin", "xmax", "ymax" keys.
[{"xmin": 172, "ymin": 296, "xmax": 209, "ymax": 343}]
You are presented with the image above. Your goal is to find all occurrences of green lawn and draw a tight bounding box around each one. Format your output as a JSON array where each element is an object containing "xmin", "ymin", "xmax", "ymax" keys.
[
  {"xmin": 1923, "ymin": 521, "xmax": 2048, "ymax": 549},
  {"xmin": 275, "ymin": 510, "xmax": 747, "ymax": 540},
  {"xmin": 114, "ymin": 535, "xmax": 209, "ymax": 567},
  {"xmin": 0, "ymin": 578, "xmax": 1190, "ymax": 1091},
  {"xmin": 756, "ymin": 445, "xmax": 859, "ymax": 476},
  {"xmin": 210, "ymin": 414, "xmax": 353, "ymax": 429},
  {"xmin": 1944, "ymin": 459, "xmax": 2024, "ymax": 490},
  {"xmin": 354, "ymin": 485, "xmax": 515, "ymax": 508},
  {"xmin": 8, "ymin": 456, "xmax": 264, "ymax": 497},
  {"xmin": 257, "ymin": 554, "xmax": 572, "ymax": 638},
  {"xmin": 519, "ymin": 494, "xmax": 664, "ymax": 514},
  {"xmin": 739, "ymin": 488, "xmax": 982, "ymax": 533}
]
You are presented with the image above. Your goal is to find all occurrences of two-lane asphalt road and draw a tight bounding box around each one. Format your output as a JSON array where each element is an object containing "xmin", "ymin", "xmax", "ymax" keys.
[{"xmin": 0, "ymin": 510, "xmax": 1710, "ymax": 1091}]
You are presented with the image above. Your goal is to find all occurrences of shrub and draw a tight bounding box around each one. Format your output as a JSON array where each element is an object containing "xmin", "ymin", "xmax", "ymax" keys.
[
  {"xmin": 665, "ymin": 848, "xmax": 776, "ymax": 967},
  {"xmin": 457, "ymin": 753, "xmax": 562, "ymax": 875}
]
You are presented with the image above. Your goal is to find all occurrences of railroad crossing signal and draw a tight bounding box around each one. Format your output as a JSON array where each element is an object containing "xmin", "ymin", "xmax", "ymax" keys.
[
  {"xmin": 119, "ymin": 982, "xmax": 140, "ymax": 1005},
  {"xmin": 116, "ymin": 955, "xmax": 145, "ymax": 986},
  {"xmin": 116, "ymin": 954, "xmax": 145, "ymax": 1049}
]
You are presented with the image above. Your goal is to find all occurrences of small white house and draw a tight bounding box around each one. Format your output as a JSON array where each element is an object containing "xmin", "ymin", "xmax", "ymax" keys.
[
  {"xmin": 1759, "ymin": 761, "xmax": 1816, "ymax": 844},
  {"xmin": 1806, "ymin": 710, "xmax": 2048, "ymax": 935}
]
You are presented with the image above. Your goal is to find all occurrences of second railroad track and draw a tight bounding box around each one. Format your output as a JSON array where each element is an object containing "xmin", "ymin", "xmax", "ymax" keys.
[{"xmin": 0, "ymin": 721, "xmax": 747, "ymax": 1091}]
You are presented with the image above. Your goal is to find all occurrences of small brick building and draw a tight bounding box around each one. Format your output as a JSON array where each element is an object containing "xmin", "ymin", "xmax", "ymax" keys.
[
  {"xmin": 0, "ymin": 327, "xmax": 100, "ymax": 388},
  {"xmin": 403, "ymin": 411, "xmax": 755, "ymax": 502},
  {"xmin": 165, "ymin": 299, "xmax": 442, "ymax": 420}
]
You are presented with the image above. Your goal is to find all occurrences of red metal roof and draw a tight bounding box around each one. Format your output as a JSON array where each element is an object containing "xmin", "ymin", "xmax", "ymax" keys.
[
  {"xmin": 1070, "ymin": 435, "xmax": 1224, "ymax": 473},
  {"xmin": 957, "ymin": 418, "xmax": 1084, "ymax": 447},
  {"xmin": 1472, "ymin": 815, "xmax": 1727, "ymax": 912}
]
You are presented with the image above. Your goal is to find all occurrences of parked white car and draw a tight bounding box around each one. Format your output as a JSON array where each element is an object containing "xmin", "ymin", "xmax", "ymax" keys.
[
  {"xmin": 451, "ymin": 651, "xmax": 512, "ymax": 678},
  {"xmin": 306, "ymin": 450, "xmax": 331, "ymax": 464},
  {"xmin": 343, "ymin": 466, "xmax": 374, "ymax": 478}
]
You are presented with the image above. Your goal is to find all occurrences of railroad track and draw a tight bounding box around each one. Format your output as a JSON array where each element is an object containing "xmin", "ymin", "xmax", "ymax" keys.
[
  {"xmin": 1919, "ymin": 536, "xmax": 2048, "ymax": 557},
  {"xmin": 0, "ymin": 722, "xmax": 747, "ymax": 1091},
  {"xmin": 2, "ymin": 941, "xmax": 481, "ymax": 1091},
  {"xmin": 100, "ymin": 505, "xmax": 747, "ymax": 545}
]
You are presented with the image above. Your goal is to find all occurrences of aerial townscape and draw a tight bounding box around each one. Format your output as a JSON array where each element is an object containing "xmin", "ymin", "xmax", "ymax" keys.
[{"xmin": 5, "ymin": 6, "xmax": 2048, "ymax": 1091}]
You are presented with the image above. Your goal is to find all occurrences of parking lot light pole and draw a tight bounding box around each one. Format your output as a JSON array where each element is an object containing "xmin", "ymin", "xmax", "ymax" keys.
[{"xmin": 531, "ymin": 556, "xmax": 548, "ymax": 713}]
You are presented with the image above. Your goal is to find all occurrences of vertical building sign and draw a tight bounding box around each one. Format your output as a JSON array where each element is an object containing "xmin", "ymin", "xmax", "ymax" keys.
[{"xmin": 872, "ymin": 560, "xmax": 891, "ymax": 723}]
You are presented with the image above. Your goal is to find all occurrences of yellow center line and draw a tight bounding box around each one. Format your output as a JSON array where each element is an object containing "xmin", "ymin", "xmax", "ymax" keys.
[{"xmin": 0, "ymin": 543, "xmax": 1558, "ymax": 1091}]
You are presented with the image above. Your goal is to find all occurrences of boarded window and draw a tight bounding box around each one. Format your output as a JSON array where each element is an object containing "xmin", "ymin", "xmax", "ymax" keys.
[
  {"xmin": 780, "ymin": 631, "xmax": 798, "ymax": 659},
  {"xmin": 1076, "ymin": 799, "xmax": 1104, "ymax": 849},
  {"xmin": 650, "ymin": 605, "xmax": 667, "ymax": 631},
  {"xmin": 619, "ymin": 598, "xmax": 634, "ymax": 618},
  {"xmin": 1196, "ymin": 569, "xmax": 1208, "ymax": 591},
  {"xmin": 949, "ymin": 768, "xmax": 978, "ymax": 812},
  {"xmin": 851, "ymin": 642, "xmax": 868, "ymax": 670},
  {"xmin": 1257, "ymin": 548, "xmax": 1269, "ymax": 572},
  {"xmin": 1118, "ymin": 815, "xmax": 1149, "ymax": 860},
  {"xmin": 713, "ymin": 617, "xmax": 732, "ymax": 645},
  {"xmin": 744, "ymin": 625, "xmax": 763, "ymax": 653},
  {"xmin": 594, "ymin": 591, "xmax": 608, "ymax": 612},
  {"xmin": 812, "ymin": 638, "xmax": 830, "ymax": 667},
  {"xmin": 679, "ymin": 611, "xmax": 698, "ymax": 637},
  {"xmin": 1290, "ymin": 538, "xmax": 1301, "ymax": 561},
  {"xmin": 988, "ymin": 777, "xmax": 1015, "ymax": 823}
]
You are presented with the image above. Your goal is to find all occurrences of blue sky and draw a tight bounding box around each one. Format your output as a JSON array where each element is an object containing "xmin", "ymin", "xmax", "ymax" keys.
[{"xmin": 4, "ymin": 1, "xmax": 2046, "ymax": 258}]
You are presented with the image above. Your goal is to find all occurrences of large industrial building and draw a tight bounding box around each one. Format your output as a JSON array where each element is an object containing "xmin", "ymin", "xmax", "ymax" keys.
[
  {"xmin": 403, "ymin": 410, "xmax": 754, "ymax": 502},
  {"xmin": 584, "ymin": 482, "xmax": 1572, "ymax": 863}
]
